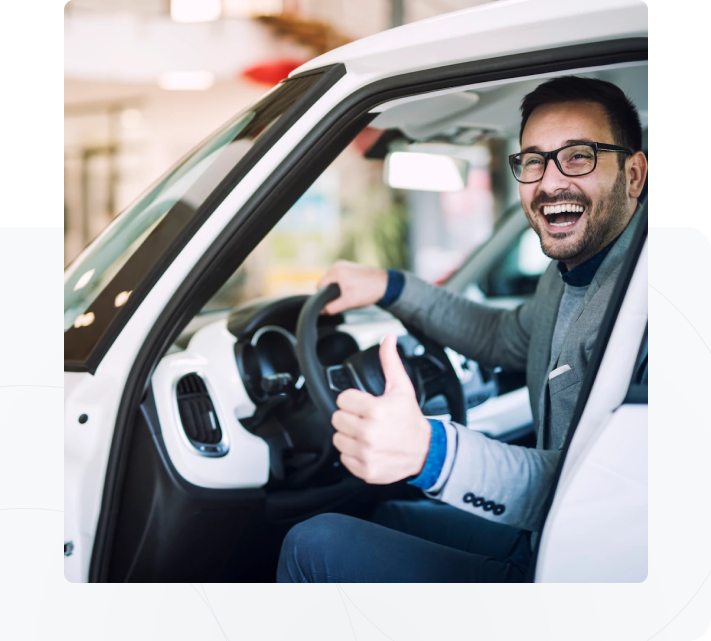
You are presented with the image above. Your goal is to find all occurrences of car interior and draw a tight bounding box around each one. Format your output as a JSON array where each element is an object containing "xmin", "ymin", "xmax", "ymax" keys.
[{"xmin": 104, "ymin": 61, "xmax": 648, "ymax": 581}]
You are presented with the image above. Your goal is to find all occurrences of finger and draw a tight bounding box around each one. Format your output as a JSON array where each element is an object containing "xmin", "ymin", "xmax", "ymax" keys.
[
  {"xmin": 316, "ymin": 269, "xmax": 337, "ymax": 291},
  {"xmin": 331, "ymin": 409, "xmax": 365, "ymax": 437},
  {"xmin": 332, "ymin": 432, "xmax": 364, "ymax": 459},
  {"xmin": 340, "ymin": 453, "xmax": 366, "ymax": 479},
  {"xmin": 379, "ymin": 334, "xmax": 414, "ymax": 395},
  {"xmin": 323, "ymin": 299, "xmax": 345, "ymax": 315},
  {"xmin": 336, "ymin": 389, "xmax": 376, "ymax": 415}
]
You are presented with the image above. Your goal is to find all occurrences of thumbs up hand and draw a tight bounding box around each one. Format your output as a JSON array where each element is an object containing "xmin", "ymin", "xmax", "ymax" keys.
[{"xmin": 332, "ymin": 334, "xmax": 432, "ymax": 484}]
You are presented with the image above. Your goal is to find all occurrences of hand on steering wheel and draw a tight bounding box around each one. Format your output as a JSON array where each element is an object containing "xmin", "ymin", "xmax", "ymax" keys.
[{"xmin": 293, "ymin": 284, "xmax": 467, "ymax": 483}]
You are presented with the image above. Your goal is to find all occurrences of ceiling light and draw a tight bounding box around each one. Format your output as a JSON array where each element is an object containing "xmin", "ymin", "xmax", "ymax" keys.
[
  {"xmin": 223, "ymin": 0, "xmax": 284, "ymax": 18},
  {"xmin": 73, "ymin": 268, "xmax": 95, "ymax": 291},
  {"xmin": 159, "ymin": 71, "xmax": 215, "ymax": 91},
  {"xmin": 170, "ymin": 0, "xmax": 221, "ymax": 23},
  {"xmin": 114, "ymin": 290, "xmax": 132, "ymax": 308},
  {"xmin": 73, "ymin": 312, "xmax": 95, "ymax": 329}
]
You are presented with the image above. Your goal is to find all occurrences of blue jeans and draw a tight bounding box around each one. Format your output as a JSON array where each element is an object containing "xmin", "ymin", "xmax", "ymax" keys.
[{"xmin": 277, "ymin": 499, "xmax": 531, "ymax": 582}]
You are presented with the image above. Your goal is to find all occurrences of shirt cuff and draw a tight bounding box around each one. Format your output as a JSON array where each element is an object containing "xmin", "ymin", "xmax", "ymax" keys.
[
  {"xmin": 408, "ymin": 419, "xmax": 447, "ymax": 490},
  {"xmin": 377, "ymin": 269, "xmax": 405, "ymax": 308},
  {"xmin": 425, "ymin": 420, "xmax": 458, "ymax": 495}
]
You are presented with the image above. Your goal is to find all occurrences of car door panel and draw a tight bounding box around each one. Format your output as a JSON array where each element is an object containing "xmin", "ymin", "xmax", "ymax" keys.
[{"xmin": 536, "ymin": 238, "xmax": 648, "ymax": 582}]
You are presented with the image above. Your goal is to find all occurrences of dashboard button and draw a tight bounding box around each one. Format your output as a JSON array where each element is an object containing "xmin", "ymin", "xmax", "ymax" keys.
[{"xmin": 327, "ymin": 365, "xmax": 355, "ymax": 392}]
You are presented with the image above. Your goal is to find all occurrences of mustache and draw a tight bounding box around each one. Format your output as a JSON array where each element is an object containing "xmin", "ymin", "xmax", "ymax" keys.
[{"xmin": 531, "ymin": 191, "xmax": 591, "ymax": 211}]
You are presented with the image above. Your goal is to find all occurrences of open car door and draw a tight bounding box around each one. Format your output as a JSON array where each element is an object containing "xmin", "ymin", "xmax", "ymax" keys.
[{"xmin": 534, "ymin": 206, "xmax": 648, "ymax": 582}]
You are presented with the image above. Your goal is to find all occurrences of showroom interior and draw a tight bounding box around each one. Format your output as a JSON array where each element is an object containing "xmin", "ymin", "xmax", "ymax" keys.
[
  {"xmin": 65, "ymin": 0, "xmax": 514, "ymax": 307},
  {"xmin": 59, "ymin": 0, "xmax": 657, "ymax": 589}
]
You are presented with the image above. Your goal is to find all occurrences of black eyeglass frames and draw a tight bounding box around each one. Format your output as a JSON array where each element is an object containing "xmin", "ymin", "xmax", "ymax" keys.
[{"xmin": 509, "ymin": 142, "xmax": 633, "ymax": 183}]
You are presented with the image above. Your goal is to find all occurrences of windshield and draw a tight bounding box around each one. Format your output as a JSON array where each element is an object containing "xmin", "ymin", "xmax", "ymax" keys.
[
  {"xmin": 64, "ymin": 108, "xmax": 258, "ymax": 330},
  {"xmin": 64, "ymin": 69, "xmax": 333, "ymax": 370}
]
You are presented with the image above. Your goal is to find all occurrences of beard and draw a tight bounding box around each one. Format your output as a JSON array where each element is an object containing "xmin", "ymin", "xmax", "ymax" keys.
[{"xmin": 525, "ymin": 170, "xmax": 630, "ymax": 264}]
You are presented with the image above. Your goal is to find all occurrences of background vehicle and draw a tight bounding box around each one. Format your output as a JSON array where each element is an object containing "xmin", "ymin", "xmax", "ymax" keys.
[{"xmin": 64, "ymin": 0, "xmax": 648, "ymax": 582}]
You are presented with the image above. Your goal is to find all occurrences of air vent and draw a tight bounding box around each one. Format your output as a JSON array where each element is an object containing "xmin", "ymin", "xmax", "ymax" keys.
[{"xmin": 176, "ymin": 374, "xmax": 228, "ymax": 457}]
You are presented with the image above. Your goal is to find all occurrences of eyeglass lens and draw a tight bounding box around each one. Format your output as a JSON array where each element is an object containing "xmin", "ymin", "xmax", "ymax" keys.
[{"xmin": 514, "ymin": 144, "xmax": 596, "ymax": 181}]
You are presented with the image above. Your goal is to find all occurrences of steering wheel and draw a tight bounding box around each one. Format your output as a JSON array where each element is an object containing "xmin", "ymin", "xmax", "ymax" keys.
[{"xmin": 293, "ymin": 283, "xmax": 467, "ymax": 483}]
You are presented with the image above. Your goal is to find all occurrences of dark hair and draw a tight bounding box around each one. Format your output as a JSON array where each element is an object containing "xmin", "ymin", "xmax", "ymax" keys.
[{"xmin": 520, "ymin": 76, "xmax": 642, "ymax": 168}]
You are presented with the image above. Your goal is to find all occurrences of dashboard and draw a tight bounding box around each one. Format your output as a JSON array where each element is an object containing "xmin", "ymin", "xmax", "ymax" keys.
[
  {"xmin": 151, "ymin": 295, "xmax": 532, "ymax": 491},
  {"xmin": 152, "ymin": 295, "xmax": 366, "ymax": 489}
]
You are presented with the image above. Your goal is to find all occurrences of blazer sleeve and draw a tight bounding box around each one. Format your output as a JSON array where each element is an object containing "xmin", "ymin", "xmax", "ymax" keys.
[
  {"xmin": 425, "ymin": 421, "xmax": 560, "ymax": 532},
  {"xmin": 385, "ymin": 271, "xmax": 534, "ymax": 371}
]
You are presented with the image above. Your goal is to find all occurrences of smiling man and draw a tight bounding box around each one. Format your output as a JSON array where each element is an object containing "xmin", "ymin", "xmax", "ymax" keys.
[
  {"xmin": 518, "ymin": 93, "xmax": 641, "ymax": 267},
  {"xmin": 277, "ymin": 76, "xmax": 648, "ymax": 583}
]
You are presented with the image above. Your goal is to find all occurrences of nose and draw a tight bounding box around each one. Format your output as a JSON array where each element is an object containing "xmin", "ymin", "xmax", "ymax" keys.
[{"xmin": 538, "ymin": 156, "xmax": 571, "ymax": 193}]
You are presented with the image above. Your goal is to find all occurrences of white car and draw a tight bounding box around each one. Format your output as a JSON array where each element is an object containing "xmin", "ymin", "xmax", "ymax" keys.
[{"xmin": 64, "ymin": 0, "xmax": 648, "ymax": 583}]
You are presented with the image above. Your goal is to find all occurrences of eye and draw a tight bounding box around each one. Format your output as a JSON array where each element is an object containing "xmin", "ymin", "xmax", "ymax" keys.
[{"xmin": 562, "ymin": 147, "xmax": 595, "ymax": 163}]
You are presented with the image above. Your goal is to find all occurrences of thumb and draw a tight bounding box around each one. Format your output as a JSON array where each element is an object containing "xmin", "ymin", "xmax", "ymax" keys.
[{"xmin": 379, "ymin": 334, "xmax": 414, "ymax": 395}]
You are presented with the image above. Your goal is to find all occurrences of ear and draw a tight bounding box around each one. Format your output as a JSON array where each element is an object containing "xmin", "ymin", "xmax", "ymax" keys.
[{"xmin": 627, "ymin": 151, "xmax": 648, "ymax": 200}]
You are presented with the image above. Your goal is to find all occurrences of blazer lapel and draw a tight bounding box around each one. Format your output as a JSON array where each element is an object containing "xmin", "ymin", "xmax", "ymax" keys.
[
  {"xmin": 568, "ymin": 207, "xmax": 643, "ymax": 329},
  {"xmin": 529, "ymin": 268, "xmax": 564, "ymax": 448}
]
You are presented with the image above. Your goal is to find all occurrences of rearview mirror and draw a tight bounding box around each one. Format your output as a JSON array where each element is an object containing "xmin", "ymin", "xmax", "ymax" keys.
[{"xmin": 384, "ymin": 151, "xmax": 469, "ymax": 192}]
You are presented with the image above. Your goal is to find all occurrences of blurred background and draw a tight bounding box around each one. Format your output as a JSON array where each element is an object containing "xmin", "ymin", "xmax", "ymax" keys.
[{"xmin": 65, "ymin": 0, "xmax": 511, "ymax": 306}]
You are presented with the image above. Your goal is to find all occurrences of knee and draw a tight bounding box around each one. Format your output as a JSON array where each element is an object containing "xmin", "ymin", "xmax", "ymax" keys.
[{"xmin": 277, "ymin": 513, "xmax": 351, "ymax": 583}]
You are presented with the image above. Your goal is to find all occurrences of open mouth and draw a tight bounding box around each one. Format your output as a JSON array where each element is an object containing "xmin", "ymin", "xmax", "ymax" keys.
[{"xmin": 539, "ymin": 203, "xmax": 585, "ymax": 231}]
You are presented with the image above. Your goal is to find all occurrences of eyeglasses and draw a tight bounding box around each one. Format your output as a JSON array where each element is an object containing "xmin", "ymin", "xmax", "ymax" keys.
[{"xmin": 509, "ymin": 142, "xmax": 633, "ymax": 184}]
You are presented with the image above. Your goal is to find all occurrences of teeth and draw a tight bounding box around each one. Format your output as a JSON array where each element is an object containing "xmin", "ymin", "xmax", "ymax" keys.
[
  {"xmin": 542, "ymin": 204, "xmax": 584, "ymax": 215},
  {"xmin": 550, "ymin": 221, "xmax": 575, "ymax": 227}
]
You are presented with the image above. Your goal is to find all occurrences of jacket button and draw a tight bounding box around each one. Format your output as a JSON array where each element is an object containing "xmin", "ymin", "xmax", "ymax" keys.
[
  {"xmin": 483, "ymin": 501, "xmax": 495, "ymax": 511},
  {"xmin": 493, "ymin": 504, "xmax": 505, "ymax": 515},
  {"xmin": 463, "ymin": 492, "xmax": 475, "ymax": 504},
  {"xmin": 473, "ymin": 497, "xmax": 485, "ymax": 507}
]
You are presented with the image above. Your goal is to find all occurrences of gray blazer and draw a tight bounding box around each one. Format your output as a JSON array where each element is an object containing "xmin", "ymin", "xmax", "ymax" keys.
[{"xmin": 387, "ymin": 211, "xmax": 641, "ymax": 531}]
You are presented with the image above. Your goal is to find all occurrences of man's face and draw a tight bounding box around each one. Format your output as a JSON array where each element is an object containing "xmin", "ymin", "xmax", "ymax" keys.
[{"xmin": 519, "ymin": 100, "xmax": 634, "ymax": 268}]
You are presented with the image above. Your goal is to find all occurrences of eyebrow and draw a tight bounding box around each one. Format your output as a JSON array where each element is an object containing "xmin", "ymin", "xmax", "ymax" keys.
[{"xmin": 520, "ymin": 138, "xmax": 595, "ymax": 154}]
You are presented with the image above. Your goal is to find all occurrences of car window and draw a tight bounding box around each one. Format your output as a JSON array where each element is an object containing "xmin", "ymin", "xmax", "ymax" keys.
[
  {"xmin": 201, "ymin": 144, "xmax": 498, "ymax": 312},
  {"xmin": 64, "ymin": 109, "xmax": 257, "ymax": 330},
  {"xmin": 477, "ymin": 226, "xmax": 549, "ymax": 299},
  {"xmin": 181, "ymin": 64, "xmax": 645, "ymax": 333},
  {"xmin": 64, "ymin": 69, "xmax": 335, "ymax": 370}
]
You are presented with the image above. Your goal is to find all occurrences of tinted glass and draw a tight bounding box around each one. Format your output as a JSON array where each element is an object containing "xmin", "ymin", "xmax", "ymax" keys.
[{"xmin": 64, "ymin": 71, "xmax": 327, "ymax": 369}]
